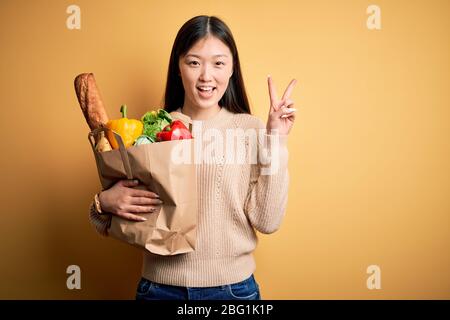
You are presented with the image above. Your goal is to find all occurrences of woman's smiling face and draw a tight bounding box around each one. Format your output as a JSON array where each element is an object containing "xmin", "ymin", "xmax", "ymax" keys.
[{"xmin": 179, "ymin": 35, "xmax": 234, "ymax": 111}]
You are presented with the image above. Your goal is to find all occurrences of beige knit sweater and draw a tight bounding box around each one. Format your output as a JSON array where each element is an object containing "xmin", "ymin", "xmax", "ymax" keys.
[{"xmin": 89, "ymin": 106, "xmax": 289, "ymax": 287}]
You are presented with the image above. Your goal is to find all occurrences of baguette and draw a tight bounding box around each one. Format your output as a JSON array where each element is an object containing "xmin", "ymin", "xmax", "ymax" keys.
[{"xmin": 74, "ymin": 73, "xmax": 109, "ymax": 130}]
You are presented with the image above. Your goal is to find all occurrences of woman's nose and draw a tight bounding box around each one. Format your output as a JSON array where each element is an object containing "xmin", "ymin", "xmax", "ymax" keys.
[{"xmin": 199, "ymin": 64, "xmax": 213, "ymax": 81}]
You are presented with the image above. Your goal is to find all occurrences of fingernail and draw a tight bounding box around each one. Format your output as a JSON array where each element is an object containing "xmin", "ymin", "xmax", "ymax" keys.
[
  {"xmin": 267, "ymin": 74, "xmax": 271, "ymax": 78},
  {"xmin": 133, "ymin": 179, "xmax": 139, "ymax": 183},
  {"xmin": 140, "ymin": 217, "xmax": 147, "ymax": 221},
  {"xmin": 286, "ymin": 108, "xmax": 297, "ymax": 112},
  {"xmin": 158, "ymin": 200, "xmax": 163, "ymax": 204}
]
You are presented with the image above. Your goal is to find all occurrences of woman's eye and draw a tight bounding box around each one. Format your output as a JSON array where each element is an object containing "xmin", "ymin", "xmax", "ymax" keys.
[
  {"xmin": 188, "ymin": 61, "xmax": 199, "ymax": 66},
  {"xmin": 216, "ymin": 61, "xmax": 225, "ymax": 66}
]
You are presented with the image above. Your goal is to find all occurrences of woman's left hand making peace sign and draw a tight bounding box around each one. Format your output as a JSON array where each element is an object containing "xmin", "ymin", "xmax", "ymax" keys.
[{"xmin": 266, "ymin": 75, "xmax": 297, "ymax": 135}]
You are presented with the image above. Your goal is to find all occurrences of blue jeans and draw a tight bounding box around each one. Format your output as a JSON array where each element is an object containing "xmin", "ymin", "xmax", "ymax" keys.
[{"xmin": 135, "ymin": 274, "xmax": 262, "ymax": 300}]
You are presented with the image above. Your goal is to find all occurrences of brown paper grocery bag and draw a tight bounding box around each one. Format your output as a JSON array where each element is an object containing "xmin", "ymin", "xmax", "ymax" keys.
[{"xmin": 88, "ymin": 121, "xmax": 197, "ymax": 256}]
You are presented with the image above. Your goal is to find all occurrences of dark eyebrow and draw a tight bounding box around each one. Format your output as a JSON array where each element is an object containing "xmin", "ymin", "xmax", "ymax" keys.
[{"xmin": 185, "ymin": 54, "xmax": 229, "ymax": 59}]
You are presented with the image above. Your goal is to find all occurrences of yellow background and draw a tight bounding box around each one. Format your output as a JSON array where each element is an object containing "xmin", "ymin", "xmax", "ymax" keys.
[{"xmin": 0, "ymin": 0, "xmax": 448, "ymax": 299}]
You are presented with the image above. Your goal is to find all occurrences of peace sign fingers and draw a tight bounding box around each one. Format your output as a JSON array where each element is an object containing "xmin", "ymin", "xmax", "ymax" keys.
[
  {"xmin": 267, "ymin": 75, "xmax": 279, "ymax": 110},
  {"xmin": 281, "ymin": 78, "xmax": 297, "ymax": 101},
  {"xmin": 268, "ymin": 76, "xmax": 297, "ymax": 112},
  {"xmin": 266, "ymin": 75, "xmax": 298, "ymax": 136}
]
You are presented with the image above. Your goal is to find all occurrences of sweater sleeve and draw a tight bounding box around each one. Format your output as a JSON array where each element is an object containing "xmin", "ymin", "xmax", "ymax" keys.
[
  {"xmin": 88, "ymin": 200, "xmax": 112, "ymax": 237},
  {"xmin": 243, "ymin": 119, "xmax": 290, "ymax": 234}
]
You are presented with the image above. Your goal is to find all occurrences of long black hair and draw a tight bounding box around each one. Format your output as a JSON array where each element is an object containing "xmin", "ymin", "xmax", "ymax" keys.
[{"xmin": 163, "ymin": 15, "xmax": 251, "ymax": 114}]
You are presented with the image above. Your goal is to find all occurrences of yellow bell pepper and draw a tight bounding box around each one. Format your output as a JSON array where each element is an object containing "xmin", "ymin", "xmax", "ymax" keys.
[{"xmin": 106, "ymin": 105, "xmax": 143, "ymax": 149}]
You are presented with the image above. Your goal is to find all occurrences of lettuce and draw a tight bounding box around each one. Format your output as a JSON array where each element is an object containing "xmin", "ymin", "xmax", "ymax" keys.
[{"xmin": 141, "ymin": 109, "xmax": 172, "ymax": 141}]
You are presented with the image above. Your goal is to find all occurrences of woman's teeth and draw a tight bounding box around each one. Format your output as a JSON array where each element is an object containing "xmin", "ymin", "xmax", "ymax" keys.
[
  {"xmin": 197, "ymin": 86, "xmax": 216, "ymax": 98},
  {"xmin": 197, "ymin": 87, "xmax": 215, "ymax": 92}
]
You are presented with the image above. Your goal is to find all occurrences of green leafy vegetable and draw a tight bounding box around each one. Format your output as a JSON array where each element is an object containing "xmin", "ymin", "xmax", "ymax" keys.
[{"xmin": 141, "ymin": 109, "xmax": 172, "ymax": 141}]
